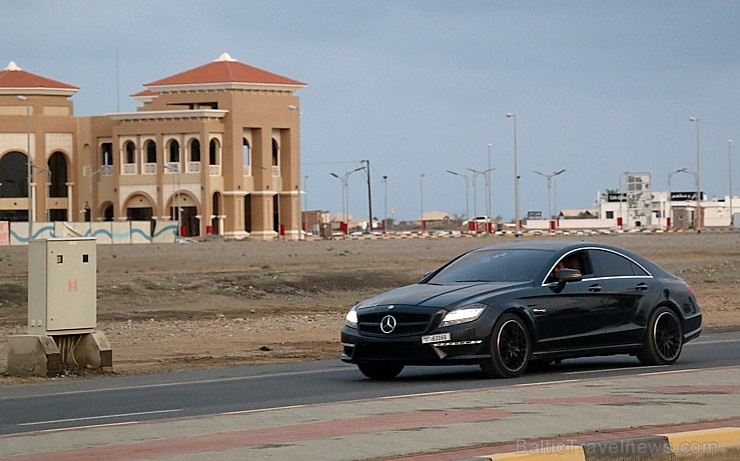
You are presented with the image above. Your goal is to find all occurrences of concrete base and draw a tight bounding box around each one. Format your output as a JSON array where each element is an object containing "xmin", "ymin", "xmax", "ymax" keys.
[
  {"xmin": 75, "ymin": 331, "xmax": 113, "ymax": 368},
  {"xmin": 6, "ymin": 331, "xmax": 112, "ymax": 377},
  {"xmin": 5, "ymin": 335, "xmax": 61, "ymax": 376}
]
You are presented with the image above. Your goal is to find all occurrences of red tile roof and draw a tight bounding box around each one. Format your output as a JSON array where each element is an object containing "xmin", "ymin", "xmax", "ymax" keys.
[
  {"xmin": 145, "ymin": 53, "xmax": 306, "ymax": 88},
  {"xmin": 131, "ymin": 88, "xmax": 157, "ymax": 97},
  {"xmin": 0, "ymin": 61, "xmax": 78, "ymax": 90}
]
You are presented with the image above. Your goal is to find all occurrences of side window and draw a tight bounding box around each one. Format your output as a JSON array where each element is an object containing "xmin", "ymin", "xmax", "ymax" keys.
[
  {"xmin": 548, "ymin": 250, "xmax": 591, "ymax": 283},
  {"xmin": 588, "ymin": 250, "xmax": 649, "ymax": 277}
]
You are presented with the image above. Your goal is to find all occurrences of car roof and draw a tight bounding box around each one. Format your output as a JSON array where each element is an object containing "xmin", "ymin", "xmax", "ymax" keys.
[
  {"xmin": 473, "ymin": 239, "xmax": 600, "ymax": 252},
  {"xmin": 470, "ymin": 239, "xmax": 666, "ymax": 275}
]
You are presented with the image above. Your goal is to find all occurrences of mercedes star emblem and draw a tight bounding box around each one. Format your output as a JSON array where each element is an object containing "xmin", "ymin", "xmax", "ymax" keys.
[{"xmin": 380, "ymin": 315, "xmax": 397, "ymax": 334}]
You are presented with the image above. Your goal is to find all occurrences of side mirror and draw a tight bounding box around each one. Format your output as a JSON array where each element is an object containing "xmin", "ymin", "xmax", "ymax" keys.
[
  {"xmin": 559, "ymin": 268, "xmax": 582, "ymax": 282},
  {"xmin": 553, "ymin": 268, "xmax": 582, "ymax": 293}
]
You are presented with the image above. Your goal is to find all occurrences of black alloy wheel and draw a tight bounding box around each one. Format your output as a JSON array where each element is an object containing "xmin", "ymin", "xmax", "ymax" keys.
[
  {"xmin": 481, "ymin": 313, "xmax": 531, "ymax": 378},
  {"xmin": 357, "ymin": 362, "xmax": 405, "ymax": 380},
  {"xmin": 637, "ymin": 306, "xmax": 683, "ymax": 365}
]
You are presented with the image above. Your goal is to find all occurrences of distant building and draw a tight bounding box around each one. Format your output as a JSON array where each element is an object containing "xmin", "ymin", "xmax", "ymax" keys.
[
  {"xmin": 0, "ymin": 53, "xmax": 306, "ymax": 240},
  {"xmin": 559, "ymin": 209, "xmax": 598, "ymax": 219}
]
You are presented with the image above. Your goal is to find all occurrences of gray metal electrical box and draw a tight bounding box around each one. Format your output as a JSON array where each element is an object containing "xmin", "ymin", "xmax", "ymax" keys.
[{"xmin": 28, "ymin": 238, "xmax": 97, "ymax": 335}]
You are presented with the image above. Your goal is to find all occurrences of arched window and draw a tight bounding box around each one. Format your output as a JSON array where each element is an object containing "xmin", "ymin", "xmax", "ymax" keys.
[
  {"xmin": 101, "ymin": 143, "xmax": 113, "ymax": 166},
  {"xmin": 209, "ymin": 139, "xmax": 219, "ymax": 165},
  {"xmin": 124, "ymin": 141, "xmax": 135, "ymax": 164},
  {"xmin": 168, "ymin": 139, "xmax": 180, "ymax": 163},
  {"xmin": 271, "ymin": 139, "xmax": 279, "ymax": 166},
  {"xmin": 190, "ymin": 139, "xmax": 201, "ymax": 162},
  {"xmin": 0, "ymin": 151, "xmax": 28, "ymax": 198},
  {"xmin": 145, "ymin": 140, "xmax": 157, "ymax": 163},
  {"xmin": 48, "ymin": 152, "xmax": 67, "ymax": 198},
  {"xmin": 242, "ymin": 138, "xmax": 251, "ymax": 166}
]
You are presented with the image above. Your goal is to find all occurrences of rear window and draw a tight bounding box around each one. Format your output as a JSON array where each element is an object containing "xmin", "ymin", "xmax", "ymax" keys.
[{"xmin": 427, "ymin": 249, "xmax": 549, "ymax": 283}]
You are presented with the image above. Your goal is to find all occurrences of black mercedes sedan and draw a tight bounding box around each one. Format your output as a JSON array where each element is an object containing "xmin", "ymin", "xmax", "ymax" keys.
[{"xmin": 340, "ymin": 240, "xmax": 702, "ymax": 379}]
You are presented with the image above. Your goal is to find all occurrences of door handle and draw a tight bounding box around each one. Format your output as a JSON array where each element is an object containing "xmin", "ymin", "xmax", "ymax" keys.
[
  {"xmin": 635, "ymin": 283, "xmax": 648, "ymax": 291},
  {"xmin": 588, "ymin": 284, "xmax": 602, "ymax": 292}
]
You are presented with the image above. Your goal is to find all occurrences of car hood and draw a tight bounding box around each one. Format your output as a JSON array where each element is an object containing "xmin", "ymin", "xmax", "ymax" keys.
[{"xmin": 356, "ymin": 281, "xmax": 528, "ymax": 310}]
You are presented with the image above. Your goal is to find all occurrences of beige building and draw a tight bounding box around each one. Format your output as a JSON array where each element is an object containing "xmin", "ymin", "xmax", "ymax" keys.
[{"xmin": 0, "ymin": 53, "xmax": 305, "ymax": 241}]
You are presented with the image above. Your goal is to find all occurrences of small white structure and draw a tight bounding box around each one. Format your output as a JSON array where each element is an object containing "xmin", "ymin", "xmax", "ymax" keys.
[{"xmin": 6, "ymin": 238, "xmax": 111, "ymax": 376}]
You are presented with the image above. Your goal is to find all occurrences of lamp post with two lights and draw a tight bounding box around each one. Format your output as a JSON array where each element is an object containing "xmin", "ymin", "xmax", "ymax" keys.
[
  {"xmin": 17, "ymin": 95, "xmax": 32, "ymax": 239},
  {"xmin": 446, "ymin": 170, "xmax": 470, "ymax": 220},
  {"xmin": 330, "ymin": 166, "xmax": 365, "ymax": 229},
  {"xmin": 534, "ymin": 169, "xmax": 566, "ymax": 220},
  {"xmin": 688, "ymin": 116, "xmax": 701, "ymax": 232},
  {"xmin": 505, "ymin": 112, "xmax": 520, "ymax": 235}
]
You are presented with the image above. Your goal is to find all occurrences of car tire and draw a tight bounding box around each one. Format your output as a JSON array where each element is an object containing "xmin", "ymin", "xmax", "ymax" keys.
[
  {"xmin": 357, "ymin": 363, "xmax": 404, "ymax": 380},
  {"xmin": 637, "ymin": 306, "xmax": 683, "ymax": 366},
  {"xmin": 481, "ymin": 313, "xmax": 531, "ymax": 378}
]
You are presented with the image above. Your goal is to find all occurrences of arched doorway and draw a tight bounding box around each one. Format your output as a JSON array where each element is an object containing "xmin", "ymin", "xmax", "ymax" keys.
[
  {"xmin": 212, "ymin": 192, "xmax": 222, "ymax": 235},
  {"xmin": 245, "ymin": 194, "xmax": 252, "ymax": 233},
  {"xmin": 102, "ymin": 203, "xmax": 114, "ymax": 221},
  {"xmin": 0, "ymin": 151, "xmax": 29, "ymax": 221},
  {"xmin": 124, "ymin": 193, "xmax": 155, "ymax": 221},
  {"xmin": 48, "ymin": 151, "xmax": 69, "ymax": 221},
  {"xmin": 169, "ymin": 191, "xmax": 199, "ymax": 237}
]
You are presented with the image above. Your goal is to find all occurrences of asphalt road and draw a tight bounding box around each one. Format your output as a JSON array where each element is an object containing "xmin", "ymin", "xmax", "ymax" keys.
[{"xmin": 1, "ymin": 331, "xmax": 737, "ymax": 438}]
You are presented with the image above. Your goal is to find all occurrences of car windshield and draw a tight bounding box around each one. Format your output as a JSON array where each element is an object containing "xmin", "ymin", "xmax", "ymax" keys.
[{"xmin": 426, "ymin": 248, "xmax": 550, "ymax": 284}]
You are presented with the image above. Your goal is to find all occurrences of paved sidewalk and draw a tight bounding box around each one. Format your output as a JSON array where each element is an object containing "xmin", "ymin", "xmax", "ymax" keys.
[{"xmin": 1, "ymin": 366, "xmax": 738, "ymax": 460}]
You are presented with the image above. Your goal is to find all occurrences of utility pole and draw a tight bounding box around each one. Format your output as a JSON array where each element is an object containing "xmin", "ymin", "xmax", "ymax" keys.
[{"xmin": 363, "ymin": 159, "xmax": 372, "ymax": 233}]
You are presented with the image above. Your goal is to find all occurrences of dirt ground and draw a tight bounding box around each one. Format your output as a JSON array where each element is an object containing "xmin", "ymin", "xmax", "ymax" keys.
[{"xmin": 0, "ymin": 232, "xmax": 738, "ymax": 385}]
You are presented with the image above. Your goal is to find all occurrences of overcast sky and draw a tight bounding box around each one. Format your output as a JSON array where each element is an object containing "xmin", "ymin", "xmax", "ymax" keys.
[{"xmin": 5, "ymin": 1, "xmax": 739, "ymax": 222}]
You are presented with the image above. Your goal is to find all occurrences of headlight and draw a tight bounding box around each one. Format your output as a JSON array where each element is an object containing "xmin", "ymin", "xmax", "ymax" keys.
[
  {"xmin": 345, "ymin": 307, "xmax": 359, "ymax": 329},
  {"xmin": 439, "ymin": 304, "xmax": 486, "ymax": 327}
]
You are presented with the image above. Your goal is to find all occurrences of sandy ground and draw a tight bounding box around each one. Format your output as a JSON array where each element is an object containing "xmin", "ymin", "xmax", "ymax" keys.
[{"xmin": 1, "ymin": 232, "xmax": 738, "ymax": 384}]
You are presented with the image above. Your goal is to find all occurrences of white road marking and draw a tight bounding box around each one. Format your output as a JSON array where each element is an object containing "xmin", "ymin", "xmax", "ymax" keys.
[
  {"xmin": 0, "ymin": 367, "xmax": 351, "ymax": 400},
  {"xmin": 18, "ymin": 409, "xmax": 183, "ymax": 426}
]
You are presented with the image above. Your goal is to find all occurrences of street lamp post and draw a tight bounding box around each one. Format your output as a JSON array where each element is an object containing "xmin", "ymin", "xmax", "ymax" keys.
[
  {"xmin": 382, "ymin": 175, "xmax": 388, "ymax": 232},
  {"xmin": 446, "ymin": 170, "xmax": 470, "ymax": 220},
  {"xmin": 419, "ymin": 173, "xmax": 425, "ymax": 232},
  {"xmin": 667, "ymin": 168, "xmax": 688, "ymax": 231},
  {"xmin": 466, "ymin": 168, "xmax": 480, "ymax": 217},
  {"xmin": 506, "ymin": 113, "xmax": 520, "ymax": 235},
  {"xmin": 32, "ymin": 165, "xmax": 51, "ymax": 223},
  {"xmin": 362, "ymin": 159, "xmax": 372, "ymax": 233},
  {"xmin": 468, "ymin": 168, "xmax": 496, "ymax": 218},
  {"xmin": 729, "ymin": 140, "xmax": 734, "ymax": 229},
  {"xmin": 85, "ymin": 165, "xmax": 112, "ymax": 222},
  {"xmin": 533, "ymin": 169, "xmax": 566, "ymax": 220},
  {"xmin": 689, "ymin": 116, "xmax": 701, "ymax": 232},
  {"xmin": 330, "ymin": 166, "xmax": 364, "ymax": 226},
  {"xmin": 163, "ymin": 163, "xmax": 182, "ymax": 241},
  {"xmin": 17, "ymin": 96, "xmax": 32, "ymax": 239},
  {"xmin": 486, "ymin": 143, "xmax": 492, "ymax": 226},
  {"xmin": 303, "ymin": 175, "xmax": 308, "ymax": 211}
]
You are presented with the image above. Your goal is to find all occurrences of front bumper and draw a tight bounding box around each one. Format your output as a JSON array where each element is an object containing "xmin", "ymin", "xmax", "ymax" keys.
[{"xmin": 340, "ymin": 324, "xmax": 491, "ymax": 366}]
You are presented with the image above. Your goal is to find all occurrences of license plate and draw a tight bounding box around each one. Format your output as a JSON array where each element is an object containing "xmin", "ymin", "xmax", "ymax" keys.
[{"xmin": 422, "ymin": 333, "xmax": 451, "ymax": 344}]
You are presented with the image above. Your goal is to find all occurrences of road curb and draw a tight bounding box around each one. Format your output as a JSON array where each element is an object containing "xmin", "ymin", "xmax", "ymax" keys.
[
  {"xmin": 471, "ymin": 427, "xmax": 739, "ymax": 460},
  {"xmin": 660, "ymin": 427, "xmax": 740, "ymax": 458}
]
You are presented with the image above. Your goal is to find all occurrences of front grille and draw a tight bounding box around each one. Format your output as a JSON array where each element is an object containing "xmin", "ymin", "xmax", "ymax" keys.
[{"xmin": 357, "ymin": 308, "xmax": 442, "ymax": 336}]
